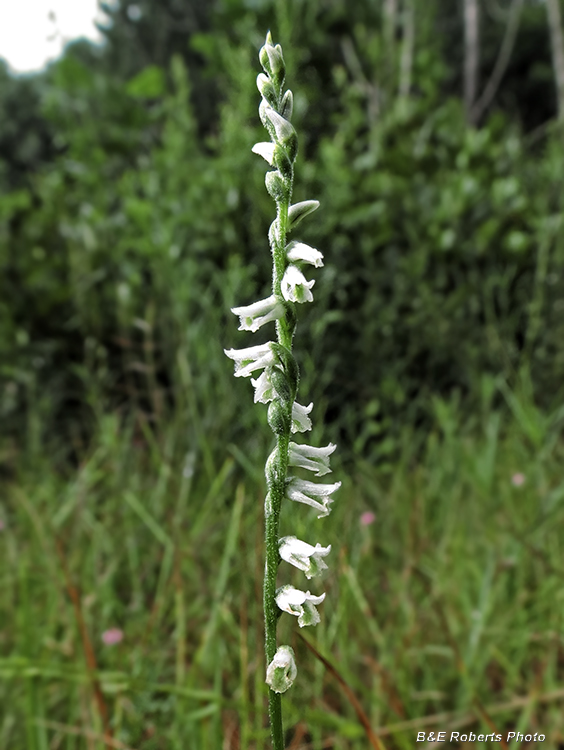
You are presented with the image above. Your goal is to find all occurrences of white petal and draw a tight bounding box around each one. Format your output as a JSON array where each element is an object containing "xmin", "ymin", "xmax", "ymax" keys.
[
  {"xmin": 286, "ymin": 241, "xmax": 324, "ymax": 268},
  {"xmin": 252, "ymin": 141, "xmax": 275, "ymax": 165},
  {"xmin": 291, "ymin": 401, "xmax": 313, "ymax": 433},
  {"xmin": 263, "ymin": 104, "xmax": 295, "ymax": 142},
  {"xmin": 250, "ymin": 370, "xmax": 277, "ymax": 403},
  {"xmin": 288, "ymin": 441, "xmax": 336, "ymax": 476},
  {"xmin": 231, "ymin": 295, "xmax": 284, "ymax": 332},
  {"xmin": 266, "ymin": 645, "xmax": 297, "ymax": 693},
  {"xmin": 286, "ymin": 477, "xmax": 341, "ymax": 518},
  {"xmin": 281, "ymin": 265, "xmax": 315, "ymax": 304},
  {"xmin": 275, "ymin": 585, "xmax": 325, "ymax": 627},
  {"xmin": 279, "ymin": 535, "xmax": 331, "ymax": 578},
  {"xmin": 224, "ymin": 343, "xmax": 275, "ymax": 378}
]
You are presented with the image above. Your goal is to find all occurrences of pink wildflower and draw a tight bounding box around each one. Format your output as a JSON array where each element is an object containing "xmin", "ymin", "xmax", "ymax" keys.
[
  {"xmin": 360, "ymin": 511, "xmax": 376, "ymax": 526},
  {"xmin": 511, "ymin": 473, "xmax": 525, "ymax": 487},
  {"xmin": 102, "ymin": 628, "xmax": 123, "ymax": 646},
  {"xmin": 0, "ymin": 520, "xmax": 5, "ymax": 531}
]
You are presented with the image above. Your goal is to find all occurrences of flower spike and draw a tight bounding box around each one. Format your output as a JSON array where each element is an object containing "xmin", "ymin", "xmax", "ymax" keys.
[{"xmin": 224, "ymin": 33, "xmax": 338, "ymax": 741}]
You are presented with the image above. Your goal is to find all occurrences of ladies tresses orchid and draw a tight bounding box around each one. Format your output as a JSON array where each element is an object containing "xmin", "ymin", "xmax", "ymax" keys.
[
  {"xmin": 291, "ymin": 401, "xmax": 313, "ymax": 433},
  {"xmin": 250, "ymin": 369, "xmax": 277, "ymax": 404},
  {"xmin": 286, "ymin": 241, "xmax": 324, "ymax": 268},
  {"xmin": 281, "ymin": 264, "xmax": 315, "ymax": 303},
  {"xmin": 279, "ymin": 536, "xmax": 331, "ymax": 578},
  {"xmin": 288, "ymin": 441, "xmax": 336, "ymax": 476},
  {"xmin": 266, "ymin": 645, "xmax": 297, "ymax": 694},
  {"xmin": 286, "ymin": 476, "xmax": 342, "ymax": 518},
  {"xmin": 223, "ymin": 343, "xmax": 276, "ymax": 378},
  {"xmin": 224, "ymin": 32, "xmax": 339, "ymax": 747},
  {"xmin": 231, "ymin": 295, "xmax": 284, "ymax": 332},
  {"xmin": 252, "ymin": 141, "xmax": 275, "ymax": 165},
  {"xmin": 275, "ymin": 585, "xmax": 326, "ymax": 627}
]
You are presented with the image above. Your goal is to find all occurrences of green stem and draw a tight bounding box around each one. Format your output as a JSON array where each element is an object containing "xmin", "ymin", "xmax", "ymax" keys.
[{"xmin": 264, "ymin": 185, "xmax": 292, "ymax": 750}]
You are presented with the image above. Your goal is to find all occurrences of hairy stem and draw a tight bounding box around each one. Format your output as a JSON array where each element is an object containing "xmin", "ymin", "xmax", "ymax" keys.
[{"xmin": 264, "ymin": 136, "xmax": 293, "ymax": 750}]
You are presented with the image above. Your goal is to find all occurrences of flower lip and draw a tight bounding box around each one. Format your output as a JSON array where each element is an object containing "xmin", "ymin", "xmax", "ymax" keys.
[
  {"xmin": 250, "ymin": 368, "xmax": 279, "ymax": 403},
  {"xmin": 224, "ymin": 343, "xmax": 276, "ymax": 378},
  {"xmin": 281, "ymin": 265, "xmax": 315, "ymax": 304},
  {"xmin": 275, "ymin": 584, "xmax": 326, "ymax": 627},
  {"xmin": 285, "ymin": 476, "xmax": 341, "ymax": 518},
  {"xmin": 231, "ymin": 294, "xmax": 284, "ymax": 332},
  {"xmin": 286, "ymin": 241, "xmax": 324, "ymax": 268},
  {"xmin": 288, "ymin": 441, "xmax": 336, "ymax": 476},
  {"xmin": 291, "ymin": 401, "xmax": 313, "ymax": 433},
  {"xmin": 252, "ymin": 142, "xmax": 275, "ymax": 165},
  {"xmin": 266, "ymin": 645, "xmax": 297, "ymax": 693},
  {"xmin": 279, "ymin": 535, "xmax": 331, "ymax": 579}
]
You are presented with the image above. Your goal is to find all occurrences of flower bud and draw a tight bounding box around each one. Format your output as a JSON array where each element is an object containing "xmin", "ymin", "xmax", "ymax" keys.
[
  {"xmin": 265, "ymin": 170, "xmax": 288, "ymax": 202},
  {"xmin": 288, "ymin": 200, "xmax": 320, "ymax": 230},
  {"xmin": 257, "ymin": 73, "xmax": 278, "ymax": 108},
  {"xmin": 281, "ymin": 90, "xmax": 293, "ymax": 121},
  {"xmin": 274, "ymin": 145, "xmax": 293, "ymax": 181},
  {"xmin": 266, "ymin": 645, "xmax": 297, "ymax": 693},
  {"xmin": 268, "ymin": 399, "xmax": 290, "ymax": 436}
]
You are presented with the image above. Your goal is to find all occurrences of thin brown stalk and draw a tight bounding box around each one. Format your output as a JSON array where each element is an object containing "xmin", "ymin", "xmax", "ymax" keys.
[
  {"xmin": 54, "ymin": 537, "xmax": 113, "ymax": 746},
  {"xmin": 296, "ymin": 633, "xmax": 386, "ymax": 750}
]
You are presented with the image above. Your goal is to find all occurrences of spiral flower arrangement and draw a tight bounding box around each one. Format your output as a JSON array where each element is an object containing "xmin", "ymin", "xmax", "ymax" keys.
[{"xmin": 224, "ymin": 32, "xmax": 340, "ymax": 748}]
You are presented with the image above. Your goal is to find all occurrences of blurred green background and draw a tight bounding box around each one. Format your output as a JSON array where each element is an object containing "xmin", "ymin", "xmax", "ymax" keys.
[{"xmin": 2, "ymin": 0, "xmax": 564, "ymax": 748}]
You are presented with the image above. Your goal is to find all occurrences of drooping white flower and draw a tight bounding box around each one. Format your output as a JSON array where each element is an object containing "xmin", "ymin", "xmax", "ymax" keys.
[
  {"xmin": 252, "ymin": 141, "xmax": 275, "ymax": 165},
  {"xmin": 224, "ymin": 343, "xmax": 276, "ymax": 378},
  {"xmin": 281, "ymin": 265, "xmax": 315, "ymax": 304},
  {"xmin": 286, "ymin": 241, "xmax": 324, "ymax": 268},
  {"xmin": 286, "ymin": 476, "xmax": 341, "ymax": 518},
  {"xmin": 266, "ymin": 645, "xmax": 297, "ymax": 693},
  {"xmin": 231, "ymin": 295, "xmax": 284, "ymax": 333},
  {"xmin": 275, "ymin": 585, "xmax": 326, "ymax": 627},
  {"xmin": 250, "ymin": 369, "xmax": 277, "ymax": 403},
  {"xmin": 279, "ymin": 536, "xmax": 331, "ymax": 579},
  {"xmin": 291, "ymin": 401, "xmax": 313, "ymax": 433},
  {"xmin": 288, "ymin": 441, "xmax": 336, "ymax": 476}
]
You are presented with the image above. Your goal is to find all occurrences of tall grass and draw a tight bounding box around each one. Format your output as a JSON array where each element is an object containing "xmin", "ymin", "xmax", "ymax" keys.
[{"xmin": 2, "ymin": 375, "xmax": 564, "ymax": 749}]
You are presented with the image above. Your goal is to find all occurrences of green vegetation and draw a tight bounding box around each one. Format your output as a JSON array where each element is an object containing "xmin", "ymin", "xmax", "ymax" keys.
[
  {"xmin": 1, "ymin": 0, "xmax": 564, "ymax": 747},
  {"xmin": 3, "ymin": 388, "xmax": 564, "ymax": 748}
]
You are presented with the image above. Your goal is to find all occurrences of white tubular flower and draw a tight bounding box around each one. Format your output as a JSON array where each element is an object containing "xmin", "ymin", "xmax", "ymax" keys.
[
  {"xmin": 286, "ymin": 476, "xmax": 341, "ymax": 518},
  {"xmin": 291, "ymin": 401, "xmax": 313, "ymax": 433},
  {"xmin": 252, "ymin": 141, "xmax": 275, "ymax": 165},
  {"xmin": 286, "ymin": 241, "xmax": 324, "ymax": 268},
  {"xmin": 231, "ymin": 295, "xmax": 284, "ymax": 332},
  {"xmin": 250, "ymin": 369, "xmax": 277, "ymax": 403},
  {"xmin": 288, "ymin": 441, "xmax": 336, "ymax": 476},
  {"xmin": 266, "ymin": 645, "xmax": 297, "ymax": 693},
  {"xmin": 224, "ymin": 343, "xmax": 275, "ymax": 378},
  {"xmin": 275, "ymin": 585, "xmax": 326, "ymax": 627},
  {"xmin": 279, "ymin": 535, "xmax": 331, "ymax": 579},
  {"xmin": 281, "ymin": 265, "xmax": 315, "ymax": 303}
]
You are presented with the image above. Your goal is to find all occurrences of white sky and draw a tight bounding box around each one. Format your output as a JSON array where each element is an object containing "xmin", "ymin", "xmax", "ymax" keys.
[{"xmin": 0, "ymin": 0, "xmax": 111, "ymax": 74}]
